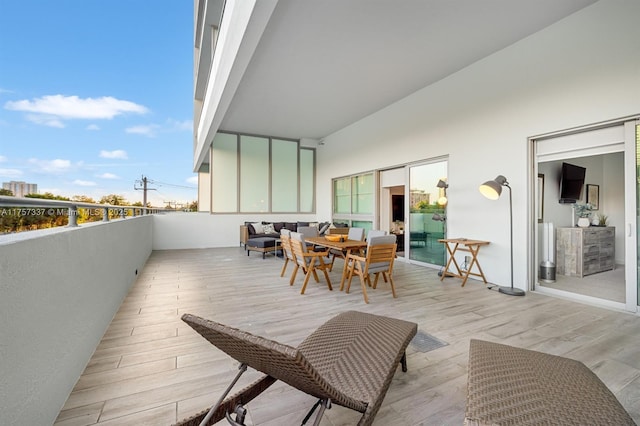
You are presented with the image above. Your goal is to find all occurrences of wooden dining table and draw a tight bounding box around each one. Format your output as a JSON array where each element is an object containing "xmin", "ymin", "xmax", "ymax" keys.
[{"xmin": 305, "ymin": 236, "xmax": 368, "ymax": 290}]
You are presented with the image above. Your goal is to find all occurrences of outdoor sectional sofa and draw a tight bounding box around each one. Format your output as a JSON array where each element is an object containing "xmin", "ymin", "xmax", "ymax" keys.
[{"xmin": 239, "ymin": 221, "xmax": 345, "ymax": 248}]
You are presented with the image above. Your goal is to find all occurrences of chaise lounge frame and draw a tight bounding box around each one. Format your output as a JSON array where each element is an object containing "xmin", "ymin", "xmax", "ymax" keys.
[{"xmin": 175, "ymin": 310, "xmax": 417, "ymax": 426}]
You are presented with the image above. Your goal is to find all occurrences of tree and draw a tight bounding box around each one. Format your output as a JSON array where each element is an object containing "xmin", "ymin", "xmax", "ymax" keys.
[
  {"xmin": 72, "ymin": 195, "xmax": 96, "ymax": 203},
  {"xmin": 26, "ymin": 192, "xmax": 70, "ymax": 201},
  {"xmin": 0, "ymin": 188, "xmax": 13, "ymax": 196},
  {"xmin": 99, "ymin": 194, "xmax": 127, "ymax": 205}
]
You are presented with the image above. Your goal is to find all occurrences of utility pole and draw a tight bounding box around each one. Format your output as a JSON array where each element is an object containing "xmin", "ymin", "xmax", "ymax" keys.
[{"xmin": 134, "ymin": 175, "xmax": 157, "ymax": 213}]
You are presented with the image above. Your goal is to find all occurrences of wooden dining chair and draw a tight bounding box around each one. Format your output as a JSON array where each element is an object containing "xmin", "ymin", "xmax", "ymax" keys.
[
  {"xmin": 279, "ymin": 229, "xmax": 295, "ymax": 279},
  {"xmin": 328, "ymin": 227, "xmax": 365, "ymax": 271},
  {"xmin": 344, "ymin": 235, "xmax": 397, "ymax": 303},
  {"xmin": 366, "ymin": 229, "xmax": 387, "ymax": 240},
  {"xmin": 289, "ymin": 231, "xmax": 332, "ymax": 294}
]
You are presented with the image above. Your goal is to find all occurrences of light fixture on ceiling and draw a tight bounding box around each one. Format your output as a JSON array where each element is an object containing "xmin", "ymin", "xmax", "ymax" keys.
[{"xmin": 479, "ymin": 175, "xmax": 525, "ymax": 296}]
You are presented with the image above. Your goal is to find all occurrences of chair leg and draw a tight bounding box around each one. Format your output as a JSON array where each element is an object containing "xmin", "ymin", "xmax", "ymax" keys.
[
  {"xmin": 321, "ymin": 268, "xmax": 333, "ymax": 291},
  {"xmin": 388, "ymin": 275, "xmax": 397, "ymax": 298},
  {"xmin": 290, "ymin": 264, "xmax": 299, "ymax": 285},
  {"xmin": 341, "ymin": 260, "xmax": 355, "ymax": 291},
  {"xmin": 280, "ymin": 258, "xmax": 289, "ymax": 277},
  {"xmin": 359, "ymin": 273, "xmax": 370, "ymax": 304},
  {"xmin": 301, "ymin": 267, "xmax": 313, "ymax": 294},
  {"xmin": 301, "ymin": 398, "xmax": 331, "ymax": 426},
  {"xmin": 372, "ymin": 272, "xmax": 380, "ymax": 289}
]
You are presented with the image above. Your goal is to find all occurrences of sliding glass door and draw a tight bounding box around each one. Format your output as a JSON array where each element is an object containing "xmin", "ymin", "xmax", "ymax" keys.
[{"xmin": 408, "ymin": 160, "xmax": 447, "ymax": 267}]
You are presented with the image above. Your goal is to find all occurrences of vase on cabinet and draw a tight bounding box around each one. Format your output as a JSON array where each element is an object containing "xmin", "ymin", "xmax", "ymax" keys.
[{"xmin": 577, "ymin": 217, "xmax": 590, "ymax": 228}]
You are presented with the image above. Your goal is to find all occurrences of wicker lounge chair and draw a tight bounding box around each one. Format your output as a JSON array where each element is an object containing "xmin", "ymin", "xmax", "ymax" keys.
[
  {"xmin": 176, "ymin": 310, "xmax": 417, "ymax": 426},
  {"xmin": 465, "ymin": 339, "xmax": 636, "ymax": 425}
]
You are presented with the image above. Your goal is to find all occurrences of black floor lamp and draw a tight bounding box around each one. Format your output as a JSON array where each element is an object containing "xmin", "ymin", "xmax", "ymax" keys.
[{"xmin": 479, "ymin": 175, "xmax": 525, "ymax": 296}]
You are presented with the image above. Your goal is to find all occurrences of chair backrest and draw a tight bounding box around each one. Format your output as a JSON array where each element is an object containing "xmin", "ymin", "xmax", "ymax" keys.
[
  {"xmin": 290, "ymin": 232, "xmax": 309, "ymax": 266},
  {"xmin": 280, "ymin": 229, "xmax": 294, "ymax": 260},
  {"xmin": 347, "ymin": 227, "xmax": 365, "ymax": 241},
  {"xmin": 297, "ymin": 226, "xmax": 318, "ymax": 239},
  {"xmin": 365, "ymin": 235, "xmax": 397, "ymax": 272},
  {"xmin": 328, "ymin": 227, "xmax": 349, "ymax": 235},
  {"xmin": 368, "ymin": 235, "xmax": 397, "ymax": 248},
  {"xmin": 181, "ymin": 313, "xmax": 360, "ymax": 410},
  {"xmin": 367, "ymin": 230, "xmax": 387, "ymax": 240}
]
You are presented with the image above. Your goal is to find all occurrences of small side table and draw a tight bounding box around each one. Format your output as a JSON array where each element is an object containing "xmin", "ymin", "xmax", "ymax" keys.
[{"xmin": 438, "ymin": 238, "xmax": 490, "ymax": 286}]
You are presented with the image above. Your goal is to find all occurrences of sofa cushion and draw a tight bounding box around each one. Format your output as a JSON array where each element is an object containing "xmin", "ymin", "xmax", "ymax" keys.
[
  {"xmin": 319, "ymin": 222, "xmax": 330, "ymax": 235},
  {"xmin": 272, "ymin": 222, "xmax": 285, "ymax": 232},
  {"xmin": 283, "ymin": 222, "xmax": 297, "ymax": 232},
  {"xmin": 262, "ymin": 223, "xmax": 275, "ymax": 234},
  {"xmin": 251, "ymin": 222, "xmax": 265, "ymax": 234}
]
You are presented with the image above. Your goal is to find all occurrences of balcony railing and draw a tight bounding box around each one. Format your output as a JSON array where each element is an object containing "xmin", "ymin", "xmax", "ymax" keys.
[{"xmin": 0, "ymin": 195, "xmax": 165, "ymax": 229}]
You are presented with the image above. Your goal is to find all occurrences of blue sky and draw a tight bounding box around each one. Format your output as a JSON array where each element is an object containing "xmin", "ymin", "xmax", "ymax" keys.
[{"xmin": 0, "ymin": 1, "xmax": 196, "ymax": 207}]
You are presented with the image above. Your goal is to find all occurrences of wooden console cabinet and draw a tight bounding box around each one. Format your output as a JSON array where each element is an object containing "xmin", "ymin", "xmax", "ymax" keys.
[{"xmin": 556, "ymin": 226, "xmax": 615, "ymax": 277}]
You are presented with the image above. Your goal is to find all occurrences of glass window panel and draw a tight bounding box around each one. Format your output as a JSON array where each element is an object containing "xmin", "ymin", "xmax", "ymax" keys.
[
  {"xmin": 300, "ymin": 149, "xmax": 315, "ymax": 213},
  {"xmin": 240, "ymin": 136, "xmax": 269, "ymax": 212},
  {"xmin": 272, "ymin": 139, "xmax": 298, "ymax": 212},
  {"xmin": 351, "ymin": 220, "xmax": 372, "ymax": 233},
  {"xmin": 334, "ymin": 178, "xmax": 351, "ymax": 214},
  {"xmin": 212, "ymin": 133, "xmax": 238, "ymax": 212},
  {"xmin": 352, "ymin": 173, "xmax": 373, "ymax": 214}
]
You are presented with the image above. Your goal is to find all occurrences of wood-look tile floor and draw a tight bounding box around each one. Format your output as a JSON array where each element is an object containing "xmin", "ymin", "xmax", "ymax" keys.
[{"xmin": 56, "ymin": 248, "xmax": 640, "ymax": 425}]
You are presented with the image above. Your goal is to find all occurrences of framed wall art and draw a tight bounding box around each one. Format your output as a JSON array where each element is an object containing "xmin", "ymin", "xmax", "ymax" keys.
[{"xmin": 586, "ymin": 184, "xmax": 599, "ymax": 210}]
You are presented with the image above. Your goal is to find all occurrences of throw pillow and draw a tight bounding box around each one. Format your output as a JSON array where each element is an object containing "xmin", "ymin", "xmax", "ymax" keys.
[
  {"xmin": 319, "ymin": 223, "xmax": 330, "ymax": 235},
  {"xmin": 251, "ymin": 222, "xmax": 264, "ymax": 234},
  {"xmin": 262, "ymin": 223, "xmax": 275, "ymax": 234}
]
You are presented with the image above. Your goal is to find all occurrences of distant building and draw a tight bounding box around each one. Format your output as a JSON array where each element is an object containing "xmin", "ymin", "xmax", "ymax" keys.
[
  {"xmin": 2, "ymin": 181, "xmax": 38, "ymax": 198},
  {"xmin": 409, "ymin": 189, "xmax": 430, "ymax": 208}
]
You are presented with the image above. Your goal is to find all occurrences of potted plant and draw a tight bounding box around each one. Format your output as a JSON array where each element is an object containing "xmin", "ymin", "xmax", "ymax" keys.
[
  {"xmin": 595, "ymin": 212, "xmax": 608, "ymax": 227},
  {"xmin": 573, "ymin": 203, "xmax": 593, "ymax": 227}
]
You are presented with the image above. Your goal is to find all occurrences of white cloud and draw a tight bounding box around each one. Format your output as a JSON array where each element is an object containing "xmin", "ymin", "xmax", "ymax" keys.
[
  {"xmin": 186, "ymin": 176, "xmax": 198, "ymax": 185},
  {"xmin": 0, "ymin": 155, "xmax": 6, "ymax": 162},
  {"xmin": 125, "ymin": 124, "xmax": 159, "ymax": 137},
  {"xmin": 0, "ymin": 168, "xmax": 23, "ymax": 178},
  {"xmin": 86, "ymin": 124, "xmax": 100, "ymax": 130},
  {"xmin": 26, "ymin": 114, "xmax": 65, "ymax": 128},
  {"xmin": 28, "ymin": 158, "xmax": 72, "ymax": 173},
  {"xmin": 97, "ymin": 172, "xmax": 119, "ymax": 179},
  {"xmin": 99, "ymin": 150, "xmax": 128, "ymax": 160},
  {"xmin": 4, "ymin": 95, "xmax": 149, "ymax": 128},
  {"xmin": 73, "ymin": 179, "xmax": 97, "ymax": 187},
  {"xmin": 167, "ymin": 119, "xmax": 193, "ymax": 131},
  {"xmin": 5, "ymin": 95, "xmax": 148, "ymax": 119}
]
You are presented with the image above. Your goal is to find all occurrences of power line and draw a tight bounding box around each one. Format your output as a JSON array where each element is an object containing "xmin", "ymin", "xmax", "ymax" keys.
[{"xmin": 152, "ymin": 179, "xmax": 197, "ymax": 190}]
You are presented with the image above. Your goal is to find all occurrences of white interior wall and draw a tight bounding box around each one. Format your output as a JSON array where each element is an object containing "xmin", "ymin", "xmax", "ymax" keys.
[
  {"xmin": 315, "ymin": 0, "xmax": 640, "ymax": 291},
  {"xmin": 604, "ymin": 152, "xmax": 626, "ymax": 264}
]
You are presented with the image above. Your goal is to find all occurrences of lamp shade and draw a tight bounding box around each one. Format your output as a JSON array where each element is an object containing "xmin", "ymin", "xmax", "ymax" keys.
[
  {"xmin": 437, "ymin": 196, "xmax": 448, "ymax": 206},
  {"xmin": 479, "ymin": 175, "xmax": 507, "ymax": 200},
  {"xmin": 432, "ymin": 213, "xmax": 445, "ymax": 222}
]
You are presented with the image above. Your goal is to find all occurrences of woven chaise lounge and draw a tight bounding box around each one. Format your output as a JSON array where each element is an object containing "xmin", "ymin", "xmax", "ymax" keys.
[
  {"xmin": 176, "ymin": 311, "xmax": 417, "ymax": 426},
  {"xmin": 465, "ymin": 339, "xmax": 636, "ymax": 425}
]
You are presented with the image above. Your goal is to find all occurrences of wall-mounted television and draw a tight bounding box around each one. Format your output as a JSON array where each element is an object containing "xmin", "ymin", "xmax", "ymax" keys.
[
  {"xmin": 559, "ymin": 162, "xmax": 586, "ymax": 204},
  {"xmin": 392, "ymin": 195, "xmax": 404, "ymax": 222}
]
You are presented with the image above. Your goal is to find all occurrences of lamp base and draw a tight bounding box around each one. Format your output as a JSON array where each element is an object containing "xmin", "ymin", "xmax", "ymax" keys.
[{"xmin": 498, "ymin": 286, "xmax": 525, "ymax": 296}]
